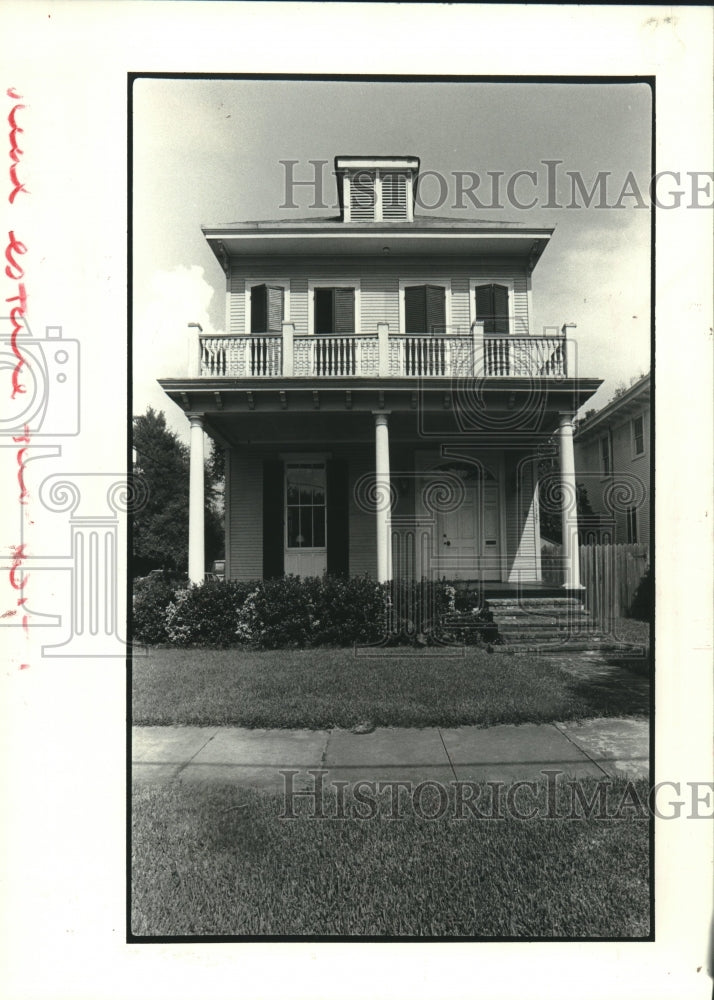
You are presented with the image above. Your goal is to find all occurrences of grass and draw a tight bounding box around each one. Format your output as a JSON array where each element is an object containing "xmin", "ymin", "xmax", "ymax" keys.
[
  {"xmin": 131, "ymin": 779, "xmax": 650, "ymax": 938},
  {"xmin": 132, "ymin": 644, "xmax": 649, "ymax": 729}
]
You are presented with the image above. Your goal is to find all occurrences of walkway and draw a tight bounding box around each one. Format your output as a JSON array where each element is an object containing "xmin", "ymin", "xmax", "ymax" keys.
[{"xmin": 133, "ymin": 717, "xmax": 649, "ymax": 790}]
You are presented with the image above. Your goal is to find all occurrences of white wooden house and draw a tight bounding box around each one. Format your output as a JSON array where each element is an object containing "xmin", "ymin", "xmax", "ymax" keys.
[{"xmin": 159, "ymin": 155, "xmax": 602, "ymax": 593}]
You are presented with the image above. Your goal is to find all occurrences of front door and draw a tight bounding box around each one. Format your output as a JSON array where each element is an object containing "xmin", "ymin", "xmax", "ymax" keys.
[{"xmin": 417, "ymin": 456, "xmax": 502, "ymax": 581}]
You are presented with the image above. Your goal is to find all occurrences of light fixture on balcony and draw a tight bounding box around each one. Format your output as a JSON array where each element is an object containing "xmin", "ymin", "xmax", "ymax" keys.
[{"xmin": 382, "ymin": 246, "xmax": 390, "ymax": 255}]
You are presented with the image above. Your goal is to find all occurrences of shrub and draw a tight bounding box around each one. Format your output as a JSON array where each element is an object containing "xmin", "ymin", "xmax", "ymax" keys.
[
  {"xmin": 133, "ymin": 574, "xmax": 497, "ymax": 649},
  {"xmin": 132, "ymin": 574, "xmax": 183, "ymax": 644},
  {"xmin": 164, "ymin": 579, "xmax": 256, "ymax": 647},
  {"xmin": 236, "ymin": 575, "xmax": 388, "ymax": 649},
  {"xmin": 628, "ymin": 566, "xmax": 653, "ymax": 622}
]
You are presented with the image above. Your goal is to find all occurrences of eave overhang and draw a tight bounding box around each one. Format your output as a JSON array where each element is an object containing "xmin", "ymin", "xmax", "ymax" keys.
[{"xmin": 203, "ymin": 225, "xmax": 553, "ymax": 272}]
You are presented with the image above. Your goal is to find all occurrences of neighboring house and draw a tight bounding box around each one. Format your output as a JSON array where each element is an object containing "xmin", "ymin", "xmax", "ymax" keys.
[
  {"xmin": 159, "ymin": 154, "xmax": 602, "ymax": 591},
  {"xmin": 573, "ymin": 374, "xmax": 651, "ymax": 544}
]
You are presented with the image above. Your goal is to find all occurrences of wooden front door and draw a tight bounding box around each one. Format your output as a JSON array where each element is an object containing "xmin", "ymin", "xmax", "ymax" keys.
[{"xmin": 417, "ymin": 456, "xmax": 502, "ymax": 581}]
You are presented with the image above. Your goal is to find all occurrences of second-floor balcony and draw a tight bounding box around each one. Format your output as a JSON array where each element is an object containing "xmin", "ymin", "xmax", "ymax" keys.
[{"xmin": 191, "ymin": 323, "xmax": 574, "ymax": 380}]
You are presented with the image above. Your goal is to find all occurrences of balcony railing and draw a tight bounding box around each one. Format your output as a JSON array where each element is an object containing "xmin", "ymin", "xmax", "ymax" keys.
[{"xmin": 191, "ymin": 323, "xmax": 572, "ymax": 379}]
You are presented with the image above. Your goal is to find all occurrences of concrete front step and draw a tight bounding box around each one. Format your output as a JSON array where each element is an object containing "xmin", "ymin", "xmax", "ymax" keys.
[{"xmin": 485, "ymin": 595, "xmax": 611, "ymax": 653}]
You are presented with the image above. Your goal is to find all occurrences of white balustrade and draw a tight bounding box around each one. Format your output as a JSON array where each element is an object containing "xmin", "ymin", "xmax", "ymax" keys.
[{"xmin": 197, "ymin": 331, "xmax": 568, "ymax": 378}]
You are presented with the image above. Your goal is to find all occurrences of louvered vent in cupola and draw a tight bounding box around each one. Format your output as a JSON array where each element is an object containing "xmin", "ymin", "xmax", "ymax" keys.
[
  {"xmin": 382, "ymin": 173, "xmax": 407, "ymax": 220},
  {"xmin": 335, "ymin": 156, "xmax": 419, "ymax": 223},
  {"xmin": 350, "ymin": 171, "xmax": 376, "ymax": 221}
]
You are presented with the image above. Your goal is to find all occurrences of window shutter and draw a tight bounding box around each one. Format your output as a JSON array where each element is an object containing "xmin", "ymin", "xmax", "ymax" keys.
[
  {"xmin": 475, "ymin": 284, "xmax": 510, "ymax": 335},
  {"xmin": 333, "ymin": 288, "xmax": 355, "ymax": 334},
  {"xmin": 262, "ymin": 460, "xmax": 284, "ymax": 579},
  {"xmin": 382, "ymin": 172, "xmax": 407, "ymax": 220},
  {"xmin": 251, "ymin": 284, "xmax": 268, "ymax": 333},
  {"xmin": 425, "ymin": 285, "xmax": 446, "ymax": 333},
  {"xmin": 492, "ymin": 284, "xmax": 509, "ymax": 334},
  {"xmin": 405, "ymin": 285, "xmax": 445, "ymax": 333},
  {"xmin": 404, "ymin": 285, "xmax": 425, "ymax": 333},
  {"xmin": 350, "ymin": 171, "xmax": 375, "ymax": 221},
  {"xmin": 326, "ymin": 460, "xmax": 349, "ymax": 576},
  {"xmin": 267, "ymin": 286, "xmax": 284, "ymax": 333}
]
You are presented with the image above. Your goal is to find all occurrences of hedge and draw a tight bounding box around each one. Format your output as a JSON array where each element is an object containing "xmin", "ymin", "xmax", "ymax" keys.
[{"xmin": 131, "ymin": 575, "xmax": 493, "ymax": 649}]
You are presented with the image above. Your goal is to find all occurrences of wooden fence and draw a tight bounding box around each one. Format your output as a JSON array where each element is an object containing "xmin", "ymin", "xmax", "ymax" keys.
[{"xmin": 541, "ymin": 543, "xmax": 649, "ymax": 626}]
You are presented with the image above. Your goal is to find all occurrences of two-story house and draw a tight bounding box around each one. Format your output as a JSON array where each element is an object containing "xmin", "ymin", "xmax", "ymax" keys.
[
  {"xmin": 574, "ymin": 373, "xmax": 651, "ymax": 545},
  {"xmin": 158, "ymin": 155, "xmax": 602, "ymax": 596}
]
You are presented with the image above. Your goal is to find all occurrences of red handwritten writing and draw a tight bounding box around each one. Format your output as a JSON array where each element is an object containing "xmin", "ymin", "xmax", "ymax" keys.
[
  {"xmin": 7, "ymin": 88, "xmax": 27, "ymax": 204},
  {"xmin": 6, "ymin": 88, "xmax": 31, "ymax": 668}
]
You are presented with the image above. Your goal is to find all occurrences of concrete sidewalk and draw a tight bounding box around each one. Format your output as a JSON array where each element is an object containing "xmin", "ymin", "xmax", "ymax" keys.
[{"xmin": 133, "ymin": 718, "xmax": 649, "ymax": 790}]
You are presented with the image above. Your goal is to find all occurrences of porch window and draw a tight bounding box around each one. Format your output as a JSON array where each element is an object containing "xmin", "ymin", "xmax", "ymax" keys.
[
  {"xmin": 250, "ymin": 284, "xmax": 284, "ymax": 333},
  {"xmin": 632, "ymin": 414, "xmax": 645, "ymax": 457},
  {"xmin": 404, "ymin": 284, "xmax": 446, "ymax": 334},
  {"xmin": 314, "ymin": 287, "xmax": 355, "ymax": 334},
  {"xmin": 474, "ymin": 283, "xmax": 510, "ymax": 334},
  {"xmin": 286, "ymin": 463, "xmax": 326, "ymax": 549},
  {"xmin": 600, "ymin": 434, "xmax": 612, "ymax": 476}
]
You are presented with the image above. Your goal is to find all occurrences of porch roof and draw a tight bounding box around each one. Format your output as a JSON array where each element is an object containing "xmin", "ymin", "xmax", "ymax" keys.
[{"xmin": 159, "ymin": 376, "xmax": 603, "ymax": 449}]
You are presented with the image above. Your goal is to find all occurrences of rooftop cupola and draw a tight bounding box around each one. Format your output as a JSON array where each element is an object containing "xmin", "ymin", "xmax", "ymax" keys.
[{"xmin": 335, "ymin": 155, "xmax": 419, "ymax": 223}]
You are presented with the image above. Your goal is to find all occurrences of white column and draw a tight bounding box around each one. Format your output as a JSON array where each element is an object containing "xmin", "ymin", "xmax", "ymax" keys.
[
  {"xmin": 558, "ymin": 413, "xmax": 583, "ymax": 592},
  {"xmin": 188, "ymin": 414, "xmax": 205, "ymax": 584},
  {"xmin": 374, "ymin": 412, "xmax": 392, "ymax": 583}
]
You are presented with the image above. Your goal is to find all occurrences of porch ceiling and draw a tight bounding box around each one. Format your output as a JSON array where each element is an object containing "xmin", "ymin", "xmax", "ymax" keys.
[{"xmin": 159, "ymin": 377, "xmax": 603, "ymax": 449}]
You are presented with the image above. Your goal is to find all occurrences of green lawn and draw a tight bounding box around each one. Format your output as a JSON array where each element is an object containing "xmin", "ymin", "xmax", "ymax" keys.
[
  {"xmin": 132, "ymin": 644, "xmax": 649, "ymax": 729},
  {"xmin": 131, "ymin": 779, "xmax": 650, "ymax": 938}
]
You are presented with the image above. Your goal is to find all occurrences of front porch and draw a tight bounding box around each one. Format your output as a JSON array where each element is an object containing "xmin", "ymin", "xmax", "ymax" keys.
[{"xmin": 159, "ymin": 379, "xmax": 600, "ymax": 595}]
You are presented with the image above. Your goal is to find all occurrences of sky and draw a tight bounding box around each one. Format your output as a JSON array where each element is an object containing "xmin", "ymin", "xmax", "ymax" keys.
[{"xmin": 132, "ymin": 78, "xmax": 652, "ymax": 439}]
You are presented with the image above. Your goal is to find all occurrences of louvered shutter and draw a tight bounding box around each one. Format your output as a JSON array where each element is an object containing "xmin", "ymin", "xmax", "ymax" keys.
[
  {"xmin": 404, "ymin": 285, "xmax": 425, "ymax": 333},
  {"xmin": 492, "ymin": 284, "xmax": 509, "ymax": 334},
  {"xmin": 333, "ymin": 288, "xmax": 355, "ymax": 334},
  {"xmin": 267, "ymin": 286, "xmax": 284, "ymax": 333},
  {"xmin": 425, "ymin": 285, "xmax": 446, "ymax": 334},
  {"xmin": 262, "ymin": 460, "xmax": 284, "ymax": 578},
  {"xmin": 326, "ymin": 460, "xmax": 349, "ymax": 576},
  {"xmin": 251, "ymin": 284, "xmax": 267, "ymax": 333},
  {"xmin": 350, "ymin": 171, "xmax": 375, "ymax": 220},
  {"xmin": 382, "ymin": 172, "xmax": 407, "ymax": 220},
  {"xmin": 475, "ymin": 284, "xmax": 510, "ymax": 335}
]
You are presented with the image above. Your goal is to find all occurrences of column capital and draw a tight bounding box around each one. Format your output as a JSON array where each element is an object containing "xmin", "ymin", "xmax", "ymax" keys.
[
  {"xmin": 372, "ymin": 411, "xmax": 391, "ymax": 425},
  {"xmin": 188, "ymin": 413, "xmax": 205, "ymax": 428},
  {"xmin": 557, "ymin": 412, "xmax": 576, "ymax": 429}
]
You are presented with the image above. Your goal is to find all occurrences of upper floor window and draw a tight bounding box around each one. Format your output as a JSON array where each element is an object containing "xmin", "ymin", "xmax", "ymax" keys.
[
  {"xmin": 246, "ymin": 280, "xmax": 289, "ymax": 334},
  {"xmin": 399, "ymin": 278, "xmax": 451, "ymax": 334},
  {"xmin": 404, "ymin": 284, "xmax": 446, "ymax": 334},
  {"xmin": 473, "ymin": 283, "xmax": 511, "ymax": 335},
  {"xmin": 600, "ymin": 434, "xmax": 612, "ymax": 477},
  {"xmin": 314, "ymin": 287, "xmax": 355, "ymax": 335},
  {"xmin": 632, "ymin": 414, "xmax": 645, "ymax": 457},
  {"xmin": 308, "ymin": 279, "xmax": 361, "ymax": 336}
]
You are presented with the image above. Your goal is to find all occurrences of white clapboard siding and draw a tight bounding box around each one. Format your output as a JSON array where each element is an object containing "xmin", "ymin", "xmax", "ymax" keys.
[
  {"xmin": 227, "ymin": 449, "xmax": 263, "ymax": 580},
  {"xmin": 229, "ymin": 259, "xmax": 530, "ymax": 337}
]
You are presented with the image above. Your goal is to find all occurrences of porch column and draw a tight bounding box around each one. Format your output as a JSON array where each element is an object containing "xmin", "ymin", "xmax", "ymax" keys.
[
  {"xmin": 558, "ymin": 412, "xmax": 583, "ymax": 592},
  {"xmin": 188, "ymin": 414, "xmax": 205, "ymax": 584},
  {"xmin": 374, "ymin": 412, "xmax": 392, "ymax": 582}
]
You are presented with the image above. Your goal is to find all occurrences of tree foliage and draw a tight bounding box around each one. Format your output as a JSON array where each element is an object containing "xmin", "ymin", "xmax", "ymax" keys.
[{"xmin": 132, "ymin": 407, "xmax": 223, "ymax": 577}]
